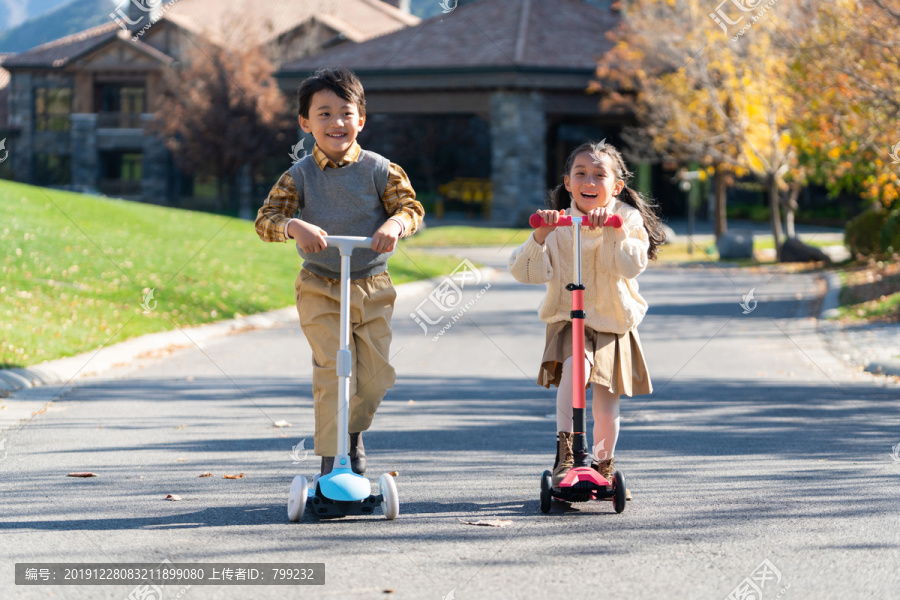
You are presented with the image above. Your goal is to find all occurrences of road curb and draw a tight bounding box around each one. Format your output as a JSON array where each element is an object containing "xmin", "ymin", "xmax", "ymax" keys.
[
  {"xmin": 0, "ymin": 267, "xmax": 502, "ymax": 397},
  {"xmin": 817, "ymin": 269, "xmax": 900, "ymax": 378},
  {"xmin": 819, "ymin": 272, "xmax": 842, "ymax": 319}
]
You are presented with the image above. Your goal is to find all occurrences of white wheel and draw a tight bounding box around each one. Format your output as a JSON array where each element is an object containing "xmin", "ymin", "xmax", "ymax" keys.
[
  {"xmin": 311, "ymin": 473, "xmax": 320, "ymax": 491},
  {"xmin": 378, "ymin": 474, "xmax": 399, "ymax": 520},
  {"xmin": 287, "ymin": 475, "xmax": 308, "ymax": 522}
]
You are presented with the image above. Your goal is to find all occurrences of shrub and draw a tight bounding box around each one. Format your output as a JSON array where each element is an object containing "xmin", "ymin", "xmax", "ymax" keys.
[
  {"xmin": 880, "ymin": 209, "xmax": 900, "ymax": 255},
  {"xmin": 845, "ymin": 208, "xmax": 889, "ymax": 257}
]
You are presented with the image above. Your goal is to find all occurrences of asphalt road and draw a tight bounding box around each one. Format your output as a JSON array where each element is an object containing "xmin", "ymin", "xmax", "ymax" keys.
[{"xmin": 2, "ymin": 246, "xmax": 899, "ymax": 600}]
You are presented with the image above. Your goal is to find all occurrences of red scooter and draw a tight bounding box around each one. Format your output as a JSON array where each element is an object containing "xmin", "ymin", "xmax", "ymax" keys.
[{"xmin": 528, "ymin": 212, "xmax": 627, "ymax": 514}]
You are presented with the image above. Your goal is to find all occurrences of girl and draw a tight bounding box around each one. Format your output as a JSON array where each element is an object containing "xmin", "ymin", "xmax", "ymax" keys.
[{"xmin": 508, "ymin": 140, "xmax": 665, "ymax": 498}]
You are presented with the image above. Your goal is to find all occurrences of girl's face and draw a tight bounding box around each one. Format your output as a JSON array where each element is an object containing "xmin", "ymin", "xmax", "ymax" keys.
[{"xmin": 564, "ymin": 151, "xmax": 624, "ymax": 213}]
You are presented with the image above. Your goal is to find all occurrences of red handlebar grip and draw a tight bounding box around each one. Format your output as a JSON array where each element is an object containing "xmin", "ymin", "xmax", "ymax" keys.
[
  {"xmin": 529, "ymin": 213, "xmax": 623, "ymax": 229},
  {"xmin": 604, "ymin": 214, "xmax": 623, "ymax": 228},
  {"xmin": 529, "ymin": 214, "xmax": 573, "ymax": 228}
]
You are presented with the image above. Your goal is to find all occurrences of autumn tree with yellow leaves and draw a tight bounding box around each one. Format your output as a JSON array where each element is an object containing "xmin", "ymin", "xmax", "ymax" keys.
[
  {"xmin": 792, "ymin": 0, "xmax": 900, "ymax": 210},
  {"xmin": 596, "ymin": 0, "xmax": 822, "ymax": 253}
]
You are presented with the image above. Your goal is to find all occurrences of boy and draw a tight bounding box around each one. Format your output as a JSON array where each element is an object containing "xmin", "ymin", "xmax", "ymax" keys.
[{"xmin": 255, "ymin": 67, "xmax": 423, "ymax": 476}]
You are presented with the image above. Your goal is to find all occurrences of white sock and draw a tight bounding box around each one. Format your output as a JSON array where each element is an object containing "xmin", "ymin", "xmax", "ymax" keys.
[
  {"xmin": 591, "ymin": 384, "xmax": 620, "ymax": 462},
  {"xmin": 556, "ymin": 355, "xmax": 592, "ymax": 433}
]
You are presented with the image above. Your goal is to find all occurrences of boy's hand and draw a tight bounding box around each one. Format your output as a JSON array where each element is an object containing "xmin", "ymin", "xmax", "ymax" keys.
[
  {"xmin": 288, "ymin": 219, "xmax": 328, "ymax": 254},
  {"xmin": 533, "ymin": 209, "xmax": 564, "ymax": 245},
  {"xmin": 372, "ymin": 219, "xmax": 402, "ymax": 253}
]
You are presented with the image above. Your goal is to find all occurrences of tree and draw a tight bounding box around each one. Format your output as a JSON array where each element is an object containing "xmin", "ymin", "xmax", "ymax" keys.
[
  {"xmin": 150, "ymin": 37, "xmax": 292, "ymax": 216},
  {"xmin": 595, "ymin": 0, "xmax": 816, "ymax": 253},
  {"xmin": 792, "ymin": 0, "xmax": 900, "ymax": 210}
]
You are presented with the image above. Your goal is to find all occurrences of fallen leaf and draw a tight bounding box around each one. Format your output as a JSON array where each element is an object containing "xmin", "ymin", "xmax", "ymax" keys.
[
  {"xmin": 407, "ymin": 399, "xmax": 416, "ymax": 404},
  {"xmin": 67, "ymin": 472, "xmax": 98, "ymax": 478},
  {"xmin": 273, "ymin": 420, "xmax": 292, "ymax": 428},
  {"xmin": 390, "ymin": 471, "xmax": 400, "ymax": 477},
  {"xmin": 223, "ymin": 473, "xmax": 244, "ymax": 479},
  {"xmin": 176, "ymin": 458, "xmax": 187, "ymax": 462},
  {"xmin": 457, "ymin": 518, "xmax": 513, "ymax": 527},
  {"xmin": 198, "ymin": 472, "xmax": 213, "ymax": 477},
  {"xmin": 165, "ymin": 494, "xmax": 182, "ymax": 501},
  {"xmin": 175, "ymin": 424, "xmax": 189, "ymax": 430}
]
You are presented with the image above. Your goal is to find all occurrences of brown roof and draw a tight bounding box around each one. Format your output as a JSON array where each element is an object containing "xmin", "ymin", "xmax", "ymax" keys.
[
  {"xmin": 164, "ymin": 0, "xmax": 419, "ymax": 46},
  {"xmin": 2, "ymin": 22, "xmax": 121, "ymax": 68},
  {"xmin": 280, "ymin": 0, "xmax": 619, "ymax": 73},
  {"xmin": 3, "ymin": 0, "xmax": 418, "ymax": 69}
]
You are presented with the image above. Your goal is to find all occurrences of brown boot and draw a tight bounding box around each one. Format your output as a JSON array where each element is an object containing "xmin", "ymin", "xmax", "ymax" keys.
[
  {"xmin": 595, "ymin": 457, "xmax": 632, "ymax": 500},
  {"xmin": 551, "ymin": 432, "xmax": 574, "ymax": 487}
]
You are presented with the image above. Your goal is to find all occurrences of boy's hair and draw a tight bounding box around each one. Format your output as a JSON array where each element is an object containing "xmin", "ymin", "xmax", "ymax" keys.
[
  {"xmin": 549, "ymin": 140, "xmax": 667, "ymax": 260},
  {"xmin": 297, "ymin": 67, "xmax": 366, "ymax": 119}
]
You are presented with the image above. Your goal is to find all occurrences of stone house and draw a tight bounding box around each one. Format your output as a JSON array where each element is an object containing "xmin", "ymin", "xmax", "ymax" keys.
[
  {"xmin": 0, "ymin": 0, "xmax": 418, "ymax": 205},
  {"xmin": 277, "ymin": 0, "xmax": 647, "ymax": 225}
]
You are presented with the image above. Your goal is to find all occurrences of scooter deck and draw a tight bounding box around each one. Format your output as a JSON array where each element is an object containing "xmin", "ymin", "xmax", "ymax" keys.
[
  {"xmin": 306, "ymin": 486, "xmax": 384, "ymax": 518},
  {"xmin": 553, "ymin": 467, "xmax": 614, "ymax": 503}
]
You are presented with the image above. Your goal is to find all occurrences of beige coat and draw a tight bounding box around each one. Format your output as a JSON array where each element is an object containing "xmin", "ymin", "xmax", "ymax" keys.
[{"xmin": 508, "ymin": 201, "xmax": 649, "ymax": 335}]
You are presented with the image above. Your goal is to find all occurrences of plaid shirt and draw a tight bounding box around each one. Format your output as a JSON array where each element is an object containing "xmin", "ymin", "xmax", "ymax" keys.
[{"xmin": 255, "ymin": 142, "xmax": 423, "ymax": 243}]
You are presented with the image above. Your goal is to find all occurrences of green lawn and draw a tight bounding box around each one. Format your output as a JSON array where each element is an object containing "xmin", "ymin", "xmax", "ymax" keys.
[
  {"xmin": 407, "ymin": 225, "xmax": 842, "ymax": 264},
  {"xmin": 0, "ymin": 181, "xmax": 459, "ymax": 368},
  {"xmin": 404, "ymin": 225, "xmax": 532, "ymax": 248},
  {"xmin": 834, "ymin": 266, "xmax": 900, "ymax": 322}
]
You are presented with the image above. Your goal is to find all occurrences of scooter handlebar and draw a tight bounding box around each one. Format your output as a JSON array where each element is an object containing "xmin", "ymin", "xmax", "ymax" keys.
[
  {"xmin": 323, "ymin": 235, "xmax": 376, "ymax": 256},
  {"xmin": 528, "ymin": 213, "xmax": 623, "ymax": 229}
]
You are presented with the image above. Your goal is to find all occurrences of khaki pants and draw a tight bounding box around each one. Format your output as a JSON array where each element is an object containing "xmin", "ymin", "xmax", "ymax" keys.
[{"xmin": 295, "ymin": 269, "xmax": 396, "ymax": 456}]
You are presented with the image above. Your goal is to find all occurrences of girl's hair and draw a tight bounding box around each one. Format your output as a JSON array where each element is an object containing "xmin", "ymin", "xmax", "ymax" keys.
[{"xmin": 549, "ymin": 140, "xmax": 666, "ymax": 260}]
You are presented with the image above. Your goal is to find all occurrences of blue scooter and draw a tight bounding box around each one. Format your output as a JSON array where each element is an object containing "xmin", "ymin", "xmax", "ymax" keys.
[{"xmin": 287, "ymin": 236, "xmax": 399, "ymax": 521}]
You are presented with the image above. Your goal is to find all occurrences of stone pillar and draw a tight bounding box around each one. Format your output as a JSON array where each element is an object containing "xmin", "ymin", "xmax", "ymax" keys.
[
  {"xmin": 141, "ymin": 113, "xmax": 169, "ymax": 203},
  {"xmin": 489, "ymin": 91, "xmax": 546, "ymax": 226},
  {"xmin": 70, "ymin": 113, "xmax": 98, "ymax": 192},
  {"xmin": 8, "ymin": 73, "xmax": 34, "ymax": 183}
]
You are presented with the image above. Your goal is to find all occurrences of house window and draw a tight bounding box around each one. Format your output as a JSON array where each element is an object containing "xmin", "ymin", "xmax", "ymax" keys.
[
  {"xmin": 33, "ymin": 153, "xmax": 71, "ymax": 185},
  {"xmin": 96, "ymin": 84, "xmax": 146, "ymax": 127},
  {"xmin": 98, "ymin": 151, "xmax": 143, "ymax": 196},
  {"xmin": 35, "ymin": 88, "xmax": 72, "ymax": 132}
]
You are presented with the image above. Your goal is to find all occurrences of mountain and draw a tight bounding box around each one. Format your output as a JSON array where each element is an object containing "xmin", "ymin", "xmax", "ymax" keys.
[
  {"xmin": 0, "ymin": 0, "xmax": 115, "ymax": 53},
  {"xmin": 0, "ymin": 0, "xmax": 74, "ymax": 32},
  {"xmin": 0, "ymin": 0, "xmax": 495, "ymax": 54}
]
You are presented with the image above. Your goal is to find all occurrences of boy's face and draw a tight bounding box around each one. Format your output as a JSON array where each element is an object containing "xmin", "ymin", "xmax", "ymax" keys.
[{"xmin": 299, "ymin": 89, "xmax": 365, "ymax": 163}]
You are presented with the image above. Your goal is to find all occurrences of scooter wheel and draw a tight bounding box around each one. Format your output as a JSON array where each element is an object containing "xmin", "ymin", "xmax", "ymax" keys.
[
  {"xmin": 379, "ymin": 473, "xmax": 399, "ymax": 520},
  {"xmin": 613, "ymin": 470, "xmax": 626, "ymax": 514},
  {"xmin": 288, "ymin": 475, "xmax": 308, "ymax": 522},
  {"xmin": 540, "ymin": 470, "xmax": 553, "ymax": 514}
]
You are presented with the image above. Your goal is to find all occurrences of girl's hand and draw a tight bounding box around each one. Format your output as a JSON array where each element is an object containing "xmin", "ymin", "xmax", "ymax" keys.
[
  {"xmin": 533, "ymin": 209, "xmax": 564, "ymax": 245},
  {"xmin": 586, "ymin": 206, "xmax": 610, "ymax": 229}
]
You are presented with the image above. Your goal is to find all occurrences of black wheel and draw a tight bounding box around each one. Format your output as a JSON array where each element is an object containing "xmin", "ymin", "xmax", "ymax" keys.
[
  {"xmin": 540, "ymin": 470, "xmax": 553, "ymax": 514},
  {"xmin": 613, "ymin": 470, "xmax": 626, "ymax": 514}
]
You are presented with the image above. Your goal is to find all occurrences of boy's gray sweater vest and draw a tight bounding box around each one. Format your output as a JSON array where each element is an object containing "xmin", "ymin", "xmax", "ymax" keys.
[{"xmin": 288, "ymin": 150, "xmax": 391, "ymax": 280}]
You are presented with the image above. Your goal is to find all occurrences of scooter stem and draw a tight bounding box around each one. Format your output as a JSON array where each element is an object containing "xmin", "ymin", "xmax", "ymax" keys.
[
  {"xmin": 569, "ymin": 221, "xmax": 590, "ymax": 467},
  {"xmin": 325, "ymin": 236, "xmax": 374, "ymax": 460}
]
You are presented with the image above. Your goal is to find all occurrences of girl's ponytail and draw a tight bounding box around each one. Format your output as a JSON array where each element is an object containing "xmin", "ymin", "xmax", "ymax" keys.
[{"xmin": 616, "ymin": 184, "xmax": 666, "ymax": 260}]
